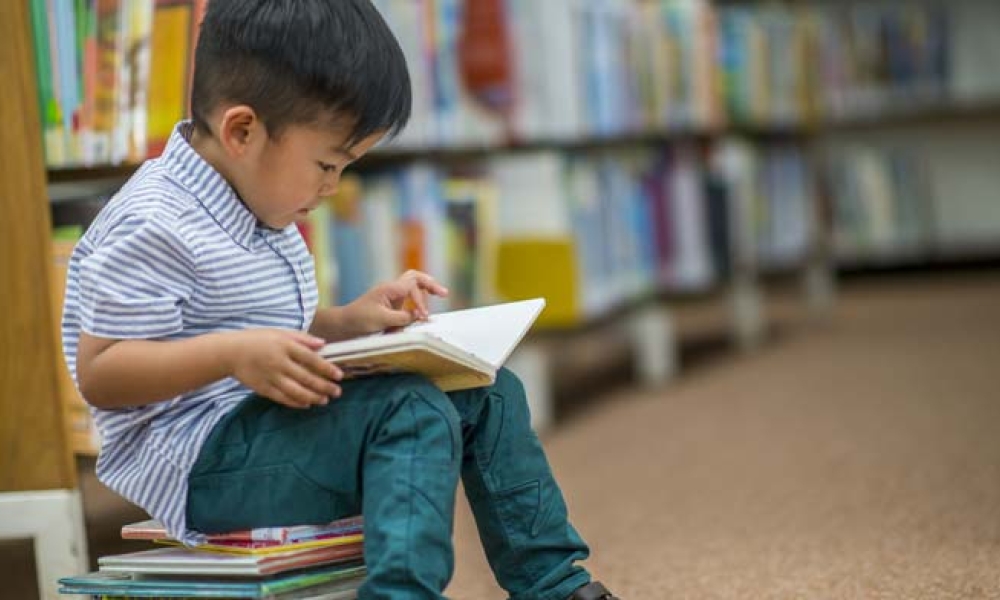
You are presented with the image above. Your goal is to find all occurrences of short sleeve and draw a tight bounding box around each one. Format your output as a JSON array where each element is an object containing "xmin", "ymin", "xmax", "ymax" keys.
[{"xmin": 78, "ymin": 215, "xmax": 197, "ymax": 340}]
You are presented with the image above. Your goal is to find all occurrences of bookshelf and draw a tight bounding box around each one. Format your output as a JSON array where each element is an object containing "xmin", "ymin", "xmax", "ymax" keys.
[
  {"xmin": 31, "ymin": 0, "xmax": 1000, "ymax": 438},
  {"xmin": 1, "ymin": 3, "xmax": 90, "ymax": 598},
  {"xmin": 22, "ymin": 0, "xmax": 841, "ymax": 440},
  {"xmin": 0, "ymin": 0, "xmax": 76, "ymax": 495}
]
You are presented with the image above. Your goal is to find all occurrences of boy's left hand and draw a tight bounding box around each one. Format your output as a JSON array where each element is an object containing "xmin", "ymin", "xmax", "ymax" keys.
[{"xmin": 346, "ymin": 270, "xmax": 449, "ymax": 335}]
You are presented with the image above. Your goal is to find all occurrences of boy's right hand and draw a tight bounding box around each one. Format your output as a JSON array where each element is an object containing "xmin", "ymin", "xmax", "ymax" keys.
[{"xmin": 225, "ymin": 329, "xmax": 343, "ymax": 409}]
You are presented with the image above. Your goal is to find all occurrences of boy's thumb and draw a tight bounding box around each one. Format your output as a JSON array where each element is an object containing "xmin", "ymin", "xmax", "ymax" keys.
[{"xmin": 384, "ymin": 308, "xmax": 414, "ymax": 328}]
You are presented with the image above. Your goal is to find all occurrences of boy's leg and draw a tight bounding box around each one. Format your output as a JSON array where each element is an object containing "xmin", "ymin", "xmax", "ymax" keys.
[
  {"xmin": 187, "ymin": 374, "xmax": 462, "ymax": 600},
  {"xmin": 448, "ymin": 368, "xmax": 592, "ymax": 600}
]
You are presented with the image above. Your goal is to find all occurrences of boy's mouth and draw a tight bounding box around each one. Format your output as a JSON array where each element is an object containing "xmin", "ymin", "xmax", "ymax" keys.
[{"xmin": 300, "ymin": 200, "xmax": 324, "ymax": 214}]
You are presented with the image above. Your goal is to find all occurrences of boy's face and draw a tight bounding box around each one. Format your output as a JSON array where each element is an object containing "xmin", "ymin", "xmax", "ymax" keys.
[
  {"xmin": 212, "ymin": 108, "xmax": 384, "ymax": 230},
  {"xmin": 248, "ymin": 124, "xmax": 383, "ymax": 229}
]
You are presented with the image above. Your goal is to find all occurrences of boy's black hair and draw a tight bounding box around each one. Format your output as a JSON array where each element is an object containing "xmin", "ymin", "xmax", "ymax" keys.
[{"xmin": 191, "ymin": 0, "xmax": 411, "ymax": 146}]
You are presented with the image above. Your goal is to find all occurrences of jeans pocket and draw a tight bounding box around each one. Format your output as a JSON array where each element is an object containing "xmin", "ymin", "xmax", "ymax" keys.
[
  {"xmin": 492, "ymin": 478, "xmax": 557, "ymax": 547},
  {"xmin": 187, "ymin": 463, "xmax": 337, "ymax": 533}
]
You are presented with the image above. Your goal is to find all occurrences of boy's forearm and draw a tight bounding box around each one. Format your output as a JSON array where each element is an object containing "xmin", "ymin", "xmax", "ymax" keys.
[
  {"xmin": 310, "ymin": 306, "xmax": 363, "ymax": 342},
  {"xmin": 79, "ymin": 332, "xmax": 235, "ymax": 409}
]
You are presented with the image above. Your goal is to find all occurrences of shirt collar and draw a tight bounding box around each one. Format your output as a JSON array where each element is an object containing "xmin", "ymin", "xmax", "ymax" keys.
[{"xmin": 160, "ymin": 121, "xmax": 258, "ymax": 250}]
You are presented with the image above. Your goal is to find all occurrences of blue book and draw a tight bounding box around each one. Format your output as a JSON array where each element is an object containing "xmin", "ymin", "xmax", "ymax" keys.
[{"xmin": 58, "ymin": 562, "xmax": 365, "ymax": 598}]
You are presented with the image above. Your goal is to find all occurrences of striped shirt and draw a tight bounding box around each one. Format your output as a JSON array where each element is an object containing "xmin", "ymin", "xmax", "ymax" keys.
[{"xmin": 62, "ymin": 122, "xmax": 319, "ymax": 545}]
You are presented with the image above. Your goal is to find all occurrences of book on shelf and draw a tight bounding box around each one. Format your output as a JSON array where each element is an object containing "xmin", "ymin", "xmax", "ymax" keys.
[
  {"xmin": 147, "ymin": 0, "xmax": 207, "ymax": 157},
  {"xmin": 319, "ymin": 298, "xmax": 545, "ymax": 392},
  {"xmin": 828, "ymin": 144, "xmax": 937, "ymax": 261},
  {"xmin": 50, "ymin": 226, "xmax": 101, "ymax": 456},
  {"xmin": 28, "ymin": 0, "xmax": 987, "ymax": 168},
  {"xmin": 27, "ymin": 0, "xmax": 206, "ymax": 167},
  {"xmin": 59, "ymin": 562, "xmax": 365, "ymax": 599}
]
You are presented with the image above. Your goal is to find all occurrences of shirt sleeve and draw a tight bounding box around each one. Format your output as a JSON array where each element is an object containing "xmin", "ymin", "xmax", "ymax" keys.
[{"xmin": 78, "ymin": 214, "xmax": 197, "ymax": 340}]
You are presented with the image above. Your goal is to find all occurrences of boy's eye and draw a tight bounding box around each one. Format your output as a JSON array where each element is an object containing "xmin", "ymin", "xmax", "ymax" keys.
[{"xmin": 317, "ymin": 161, "xmax": 339, "ymax": 173}]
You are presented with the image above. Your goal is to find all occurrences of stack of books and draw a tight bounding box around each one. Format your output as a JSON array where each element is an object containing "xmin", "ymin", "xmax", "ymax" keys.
[{"xmin": 58, "ymin": 516, "xmax": 366, "ymax": 599}]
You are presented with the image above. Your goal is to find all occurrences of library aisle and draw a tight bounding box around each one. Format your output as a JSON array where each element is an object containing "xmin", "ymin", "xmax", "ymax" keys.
[{"xmin": 447, "ymin": 271, "xmax": 1000, "ymax": 599}]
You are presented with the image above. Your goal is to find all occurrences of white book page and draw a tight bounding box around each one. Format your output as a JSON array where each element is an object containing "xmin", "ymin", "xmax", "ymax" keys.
[{"xmin": 403, "ymin": 298, "xmax": 546, "ymax": 368}]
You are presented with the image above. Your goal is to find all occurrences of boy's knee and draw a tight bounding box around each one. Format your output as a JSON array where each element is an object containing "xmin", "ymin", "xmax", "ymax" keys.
[
  {"xmin": 402, "ymin": 375, "xmax": 461, "ymax": 425},
  {"xmin": 377, "ymin": 374, "xmax": 462, "ymax": 456},
  {"xmin": 494, "ymin": 367, "xmax": 526, "ymax": 399},
  {"xmin": 493, "ymin": 367, "xmax": 532, "ymax": 426}
]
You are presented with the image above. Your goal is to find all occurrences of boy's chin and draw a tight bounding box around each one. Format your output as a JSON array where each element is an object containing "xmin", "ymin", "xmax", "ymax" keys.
[
  {"xmin": 259, "ymin": 216, "xmax": 297, "ymax": 231},
  {"xmin": 260, "ymin": 209, "xmax": 311, "ymax": 230}
]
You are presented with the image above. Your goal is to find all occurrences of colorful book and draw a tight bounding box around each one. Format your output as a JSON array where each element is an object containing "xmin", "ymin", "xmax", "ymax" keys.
[
  {"xmin": 59, "ymin": 562, "xmax": 365, "ymax": 598},
  {"xmin": 147, "ymin": 0, "xmax": 196, "ymax": 157},
  {"xmin": 122, "ymin": 516, "xmax": 364, "ymax": 544},
  {"xmin": 98, "ymin": 545, "xmax": 362, "ymax": 577},
  {"xmin": 319, "ymin": 298, "xmax": 545, "ymax": 392},
  {"xmin": 154, "ymin": 539, "xmax": 363, "ymax": 557}
]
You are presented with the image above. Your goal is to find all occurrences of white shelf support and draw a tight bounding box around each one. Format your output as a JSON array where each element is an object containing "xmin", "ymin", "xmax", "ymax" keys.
[
  {"xmin": 506, "ymin": 343, "xmax": 554, "ymax": 434},
  {"xmin": 730, "ymin": 276, "xmax": 766, "ymax": 351},
  {"xmin": 0, "ymin": 489, "xmax": 89, "ymax": 600},
  {"xmin": 627, "ymin": 303, "xmax": 678, "ymax": 387},
  {"xmin": 804, "ymin": 257, "xmax": 837, "ymax": 316}
]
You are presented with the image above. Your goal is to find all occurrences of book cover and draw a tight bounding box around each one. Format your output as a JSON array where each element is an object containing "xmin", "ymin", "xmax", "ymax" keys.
[
  {"xmin": 147, "ymin": 0, "xmax": 194, "ymax": 157},
  {"xmin": 120, "ymin": 0, "xmax": 154, "ymax": 163},
  {"xmin": 330, "ymin": 174, "xmax": 372, "ymax": 305},
  {"xmin": 29, "ymin": 0, "xmax": 66, "ymax": 166},
  {"xmin": 98, "ymin": 544, "xmax": 362, "ymax": 576},
  {"xmin": 442, "ymin": 176, "xmax": 498, "ymax": 309},
  {"xmin": 157, "ymin": 538, "xmax": 363, "ymax": 557},
  {"xmin": 60, "ymin": 563, "xmax": 365, "ymax": 598},
  {"xmin": 51, "ymin": 226, "xmax": 101, "ymax": 456},
  {"xmin": 122, "ymin": 516, "xmax": 364, "ymax": 544},
  {"xmin": 319, "ymin": 298, "xmax": 545, "ymax": 392}
]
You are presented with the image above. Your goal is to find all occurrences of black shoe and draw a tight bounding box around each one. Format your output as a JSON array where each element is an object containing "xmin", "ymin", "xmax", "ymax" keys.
[{"xmin": 567, "ymin": 581, "xmax": 620, "ymax": 600}]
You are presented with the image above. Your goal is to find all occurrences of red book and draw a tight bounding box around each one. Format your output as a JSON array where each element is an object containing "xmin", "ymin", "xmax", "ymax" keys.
[{"xmin": 122, "ymin": 515, "xmax": 364, "ymax": 544}]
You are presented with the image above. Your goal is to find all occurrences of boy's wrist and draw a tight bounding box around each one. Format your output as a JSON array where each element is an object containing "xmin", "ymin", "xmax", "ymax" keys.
[
  {"xmin": 212, "ymin": 330, "xmax": 242, "ymax": 379},
  {"xmin": 313, "ymin": 305, "xmax": 367, "ymax": 341},
  {"xmin": 310, "ymin": 307, "xmax": 338, "ymax": 342}
]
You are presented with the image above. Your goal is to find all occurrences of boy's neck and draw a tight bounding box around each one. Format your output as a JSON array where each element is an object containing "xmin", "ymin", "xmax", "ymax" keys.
[
  {"xmin": 188, "ymin": 126, "xmax": 257, "ymax": 221},
  {"xmin": 189, "ymin": 126, "xmax": 234, "ymax": 185}
]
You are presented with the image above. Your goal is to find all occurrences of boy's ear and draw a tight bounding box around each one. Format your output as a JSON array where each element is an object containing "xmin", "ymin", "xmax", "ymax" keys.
[{"xmin": 217, "ymin": 105, "xmax": 262, "ymax": 157}]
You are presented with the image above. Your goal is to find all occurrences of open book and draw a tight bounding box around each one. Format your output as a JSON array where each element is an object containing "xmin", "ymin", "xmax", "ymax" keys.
[{"xmin": 320, "ymin": 298, "xmax": 545, "ymax": 392}]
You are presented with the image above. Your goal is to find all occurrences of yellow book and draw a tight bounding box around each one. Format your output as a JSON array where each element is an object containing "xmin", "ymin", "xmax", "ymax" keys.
[
  {"xmin": 320, "ymin": 298, "xmax": 545, "ymax": 392},
  {"xmin": 147, "ymin": 0, "xmax": 195, "ymax": 157},
  {"xmin": 156, "ymin": 533, "xmax": 364, "ymax": 556},
  {"xmin": 52, "ymin": 229, "xmax": 101, "ymax": 456}
]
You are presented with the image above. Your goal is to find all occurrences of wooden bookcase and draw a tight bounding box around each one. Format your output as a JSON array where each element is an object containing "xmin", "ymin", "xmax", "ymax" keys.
[
  {"xmin": 0, "ymin": 0, "xmax": 76, "ymax": 497},
  {"xmin": 0, "ymin": 4, "xmax": 90, "ymax": 599}
]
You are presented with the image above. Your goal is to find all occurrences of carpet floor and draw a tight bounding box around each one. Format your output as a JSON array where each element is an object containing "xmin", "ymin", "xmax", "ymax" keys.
[{"xmin": 445, "ymin": 271, "xmax": 1000, "ymax": 599}]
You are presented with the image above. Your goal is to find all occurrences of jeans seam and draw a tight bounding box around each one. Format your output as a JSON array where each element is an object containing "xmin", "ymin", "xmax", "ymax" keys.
[
  {"xmin": 478, "ymin": 392, "xmax": 505, "ymax": 471},
  {"xmin": 404, "ymin": 397, "xmax": 417, "ymax": 588}
]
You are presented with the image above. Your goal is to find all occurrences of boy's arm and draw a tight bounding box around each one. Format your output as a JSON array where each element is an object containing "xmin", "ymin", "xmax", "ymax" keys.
[
  {"xmin": 78, "ymin": 329, "xmax": 341, "ymax": 410},
  {"xmin": 77, "ymin": 331, "xmax": 234, "ymax": 409},
  {"xmin": 310, "ymin": 270, "xmax": 448, "ymax": 342},
  {"xmin": 309, "ymin": 306, "xmax": 368, "ymax": 342}
]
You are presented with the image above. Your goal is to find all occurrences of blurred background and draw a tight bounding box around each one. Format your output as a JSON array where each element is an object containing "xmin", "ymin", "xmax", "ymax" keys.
[{"xmin": 3, "ymin": 0, "xmax": 1000, "ymax": 598}]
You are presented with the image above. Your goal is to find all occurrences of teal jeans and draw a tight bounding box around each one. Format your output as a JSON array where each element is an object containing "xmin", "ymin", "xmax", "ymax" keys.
[{"xmin": 187, "ymin": 368, "xmax": 591, "ymax": 600}]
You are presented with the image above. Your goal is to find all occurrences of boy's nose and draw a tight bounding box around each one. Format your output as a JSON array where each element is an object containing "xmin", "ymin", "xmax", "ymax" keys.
[{"xmin": 319, "ymin": 178, "xmax": 339, "ymax": 197}]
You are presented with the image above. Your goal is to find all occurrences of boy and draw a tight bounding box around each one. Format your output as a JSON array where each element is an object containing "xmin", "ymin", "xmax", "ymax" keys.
[{"xmin": 62, "ymin": 1, "xmax": 619, "ymax": 599}]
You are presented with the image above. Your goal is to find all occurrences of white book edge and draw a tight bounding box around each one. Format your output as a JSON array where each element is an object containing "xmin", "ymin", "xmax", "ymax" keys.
[{"xmin": 319, "ymin": 298, "xmax": 546, "ymax": 372}]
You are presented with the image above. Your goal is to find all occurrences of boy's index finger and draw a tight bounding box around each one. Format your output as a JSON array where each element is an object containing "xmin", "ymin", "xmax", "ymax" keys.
[
  {"xmin": 290, "ymin": 343, "xmax": 343, "ymax": 380},
  {"xmin": 413, "ymin": 272, "xmax": 449, "ymax": 297}
]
